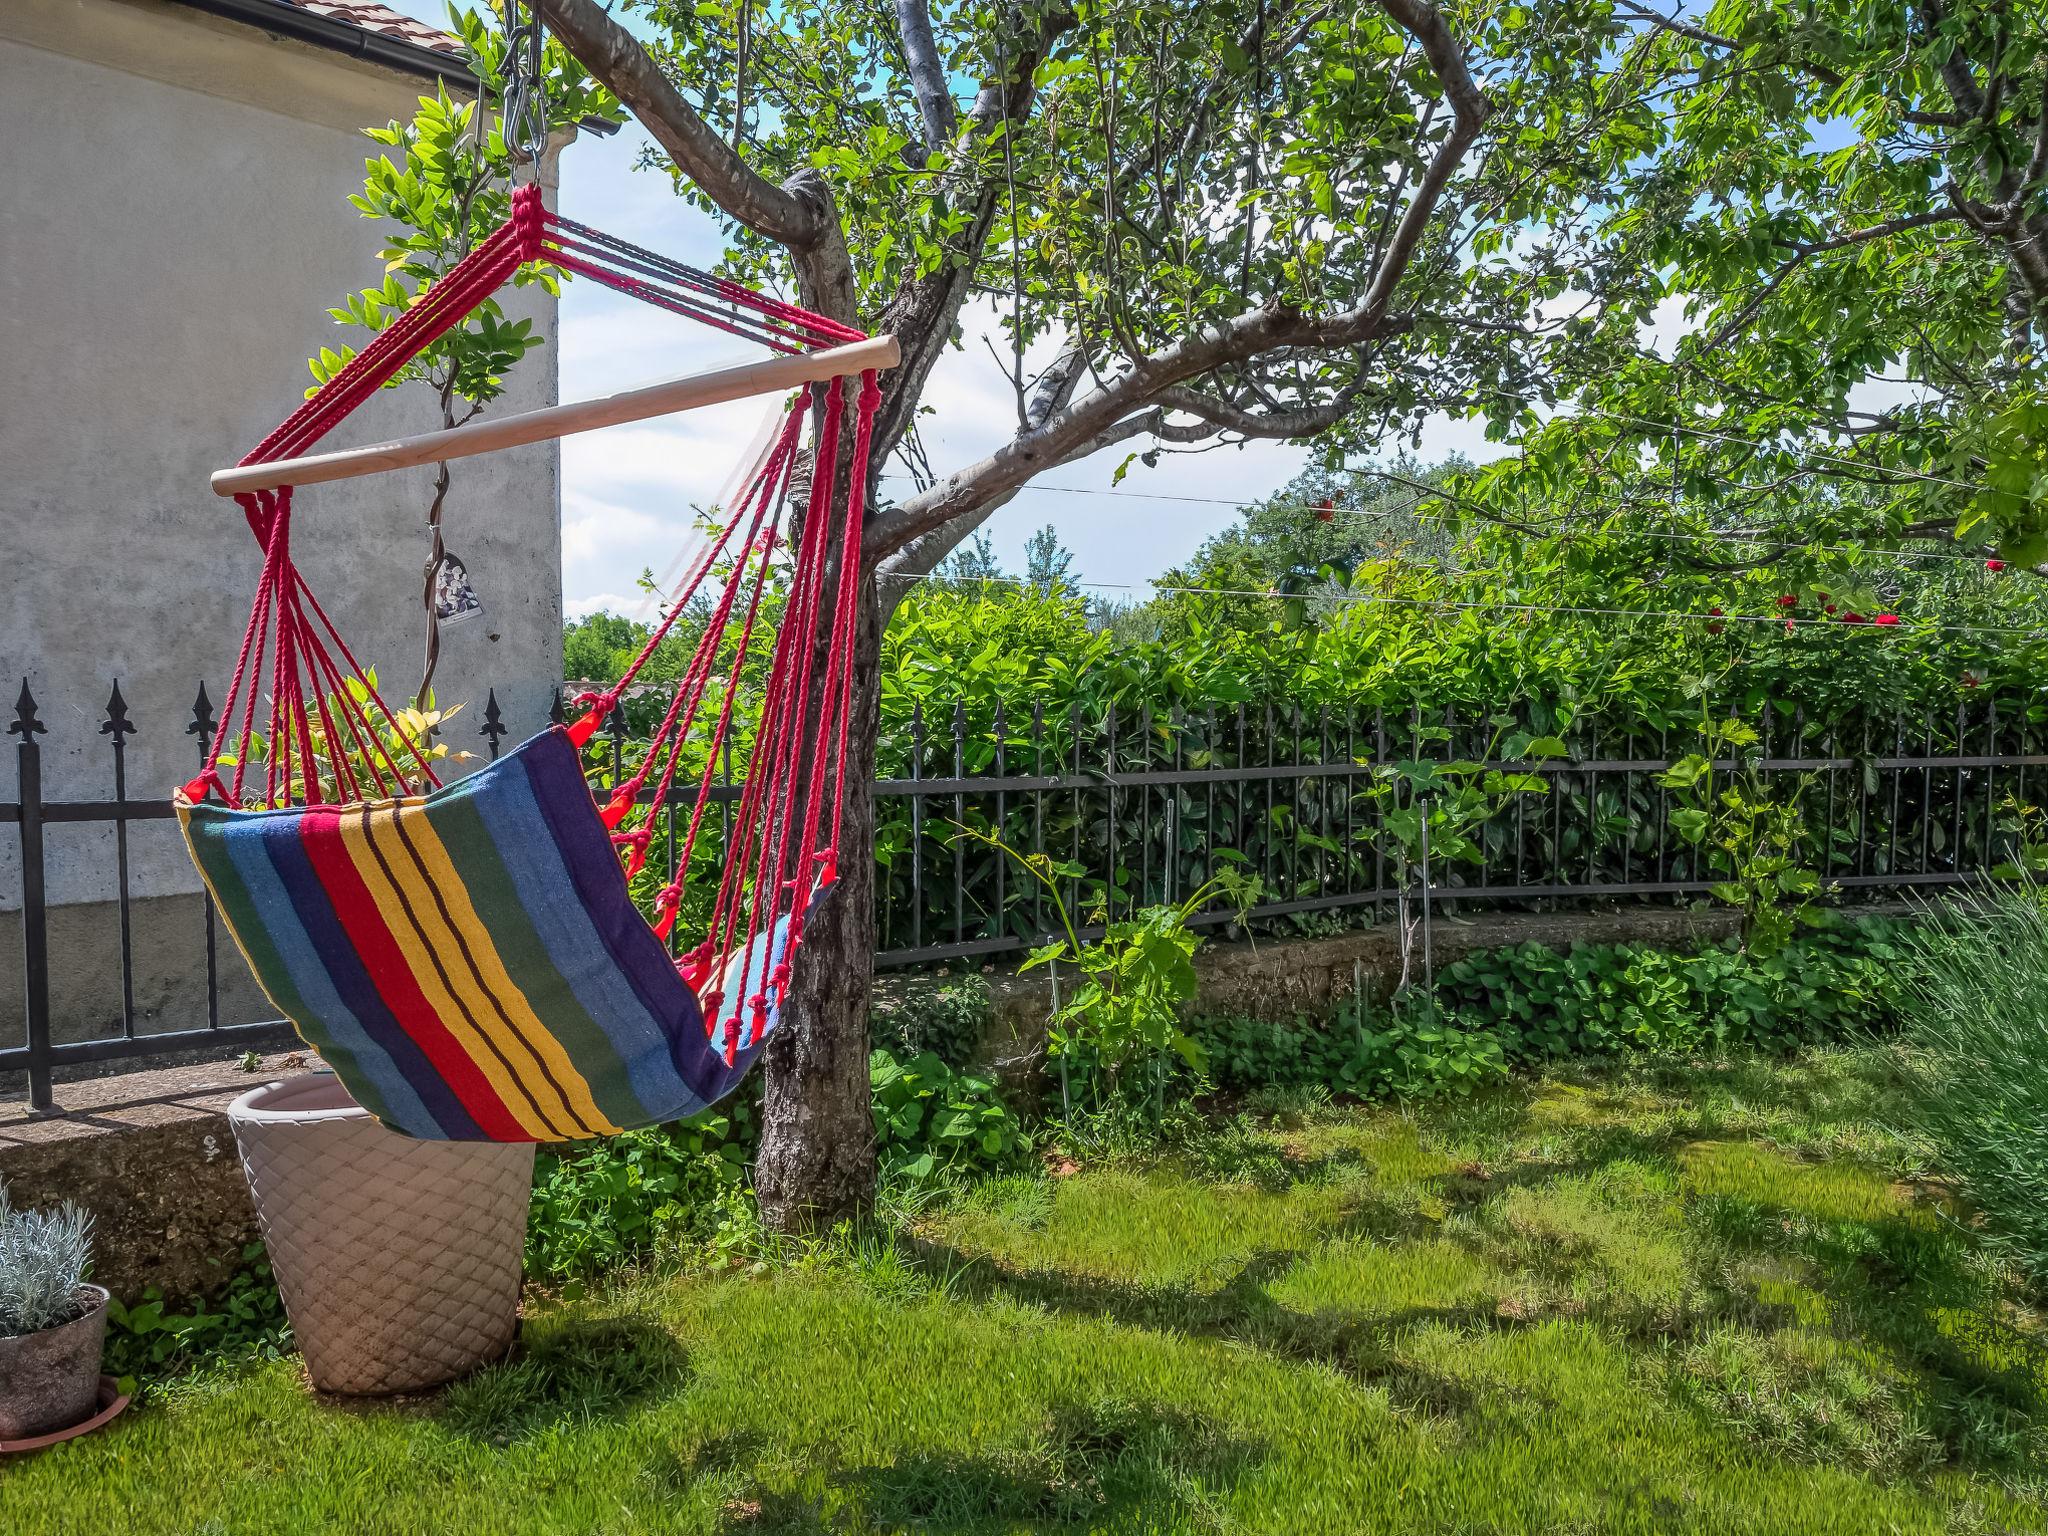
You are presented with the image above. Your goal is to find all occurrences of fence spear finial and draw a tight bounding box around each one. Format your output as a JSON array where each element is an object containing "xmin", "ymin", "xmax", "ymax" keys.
[
  {"xmin": 101, "ymin": 680, "xmax": 137, "ymax": 742},
  {"xmin": 9, "ymin": 678, "xmax": 45, "ymax": 739}
]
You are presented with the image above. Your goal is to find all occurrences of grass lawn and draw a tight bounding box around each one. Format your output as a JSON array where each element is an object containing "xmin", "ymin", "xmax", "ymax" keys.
[{"xmin": 11, "ymin": 1049, "xmax": 2048, "ymax": 1534}]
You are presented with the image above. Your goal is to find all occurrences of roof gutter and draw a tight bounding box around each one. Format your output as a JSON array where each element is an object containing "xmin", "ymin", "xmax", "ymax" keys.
[{"xmin": 164, "ymin": 0, "xmax": 480, "ymax": 92}]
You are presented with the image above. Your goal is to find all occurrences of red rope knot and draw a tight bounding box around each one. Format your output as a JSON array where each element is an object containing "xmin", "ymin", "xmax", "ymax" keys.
[
  {"xmin": 769, "ymin": 960, "xmax": 792, "ymax": 999},
  {"xmin": 511, "ymin": 182, "xmax": 547, "ymax": 262},
  {"xmin": 858, "ymin": 370, "xmax": 883, "ymax": 410},
  {"xmin": 651, "ymin": 890, "xmax": 683, "ymax": 944},
  {"xmin": 179, "ymin": 767, "xmax": 227, "ymax": 805},
  {"xmin": 565, "ymin": 689, "xmax": 618, "ymax": 748}
]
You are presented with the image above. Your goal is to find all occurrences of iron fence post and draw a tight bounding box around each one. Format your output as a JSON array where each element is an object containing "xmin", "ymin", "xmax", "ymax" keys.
[{"xmin": 11, "ymin": 680, "xmax": 53, "ymax": 1112}]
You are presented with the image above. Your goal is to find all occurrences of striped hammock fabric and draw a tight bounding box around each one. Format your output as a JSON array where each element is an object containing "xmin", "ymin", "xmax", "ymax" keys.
[{"xmin": 177, "ymin": 727, "xmax": 784, "ymax": 1141}]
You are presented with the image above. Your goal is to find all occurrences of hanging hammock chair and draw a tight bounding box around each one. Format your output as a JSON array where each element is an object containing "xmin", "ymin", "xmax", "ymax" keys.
[{"xmin": 177, "ymin": 183, "xmax": 893, "ymax": 1143}]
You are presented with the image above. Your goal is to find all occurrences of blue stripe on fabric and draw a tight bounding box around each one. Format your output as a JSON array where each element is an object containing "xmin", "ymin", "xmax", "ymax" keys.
[
  {"xmin": 219, "ymin": 821, "xmax": 437, "ymax": 1135},
  {"xmin": 512, "ymin": 729, "xmax": 757, "ymax": 1109},
  {"xmin": 479, "ymin": 737, "xmax": 716, "ymax": 1119},
  {"xmin": 254, "ymin": 815, "xmax": 483, "ymax": 1139}
]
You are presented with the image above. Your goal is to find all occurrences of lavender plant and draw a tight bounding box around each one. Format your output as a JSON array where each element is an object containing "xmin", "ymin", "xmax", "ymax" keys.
[{"xmin": 0, "ymin": 1183, "xmax": 95, "ymax": 1336}]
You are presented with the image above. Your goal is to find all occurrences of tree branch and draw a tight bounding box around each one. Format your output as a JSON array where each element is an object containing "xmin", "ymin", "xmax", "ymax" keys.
[
  {"xmin": 871, "ymin": 3, "xmax": 1080, "ymax": 462},
  {"xmin": 1153, "ymin": 380, "xmax": 1368, "ymax": 439},
  {"xmin": 1613, "ymin": 0, "xmax": 1963, "ymax": 128},
  {"xmin": 531, "ymin": 0, "xmax": 826, "ymax": 249},
  {"xmin": 893, "ymin": 0, "xmax": 957, "ymax": 158},
  {"xmin": 1319, "ymin": 0, "xmax": 1490, "ymax": 338},
  {"xmin": 865, "ymin": 299, "xmax": 1417, "ymax": 561}
]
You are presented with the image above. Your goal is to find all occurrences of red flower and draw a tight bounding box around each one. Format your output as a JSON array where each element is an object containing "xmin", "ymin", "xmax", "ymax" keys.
[
  {"xmin": 1778, "ymin": 594, "xmax": 1797, "ymax": 607},
  {"xmin": 1873, "ymin": 613, "xmax": 1901, "ymax": 627},
  {"xmin": 1986, "ymin": 558, "xmax": 2007, "ymax": 572},
  {"xmin": 1709, "ymin": 606, "xmax": 1723, "ymax": 615},
  {"xmin": 1963, "ymin": 673, "xmax": 1981, "ymax": 688},
  {"xmin": 1824, "ymin": 603, "xmax": 1837, "ymax": 614},
  {"xmin": 1841, "ymin": 612, "xmax": 1865, "ymax": 624},
  {"xmin": 1784, "ymin": 620, "xmax": 1797, "ymax": 636}
]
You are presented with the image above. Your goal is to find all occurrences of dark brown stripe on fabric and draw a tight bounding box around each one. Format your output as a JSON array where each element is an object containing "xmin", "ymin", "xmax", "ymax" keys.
[
  {"xmin": 385, "ymin": 804, "xmax": 596, "ymax": 1136},
  {"xmin": 354, "ymin": 806, "xmax": 570, "ymax": 1139}
]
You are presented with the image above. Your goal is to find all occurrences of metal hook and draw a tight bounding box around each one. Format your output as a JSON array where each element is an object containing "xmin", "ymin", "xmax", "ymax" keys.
[{"xmin": 498, "ymin": 0, "xmax": 549, "ymax": 174}]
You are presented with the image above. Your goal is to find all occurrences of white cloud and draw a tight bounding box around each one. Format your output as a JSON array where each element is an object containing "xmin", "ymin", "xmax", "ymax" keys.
[{"xmin": 565, "ymin": 590, "xmax": 653, "ymax": 622}]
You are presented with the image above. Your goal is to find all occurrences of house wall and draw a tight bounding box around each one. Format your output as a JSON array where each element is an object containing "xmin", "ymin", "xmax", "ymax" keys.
[{"xmin": 0, "ymin": 0, "xmax": 566, "ymax": 920}]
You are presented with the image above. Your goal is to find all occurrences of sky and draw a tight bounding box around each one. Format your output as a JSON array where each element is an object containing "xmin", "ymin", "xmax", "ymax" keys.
[{"xmin": 370, "ymin": 3, "xmax": 1511, "ymax": 619}]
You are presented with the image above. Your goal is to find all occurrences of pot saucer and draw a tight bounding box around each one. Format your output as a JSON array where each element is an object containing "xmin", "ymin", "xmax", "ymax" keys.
[{"xmin": 0, "ymin": 1377, "xmax": 131, "ymax": 1453}]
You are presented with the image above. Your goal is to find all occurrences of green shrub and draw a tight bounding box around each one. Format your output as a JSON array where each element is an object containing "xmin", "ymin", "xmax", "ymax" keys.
[
  {"xmin": 1195, "ymin": 992, "xmax": 1507, "ymax": 1101},
  {"xmin": 1193, "ymin": 921, "xmax": 1911, "ymax": 1103},
  {"xmin": 870, "ymin": 1049, "xmax": 1031, "ymax": 1181},
  {"xmin": 870, "ymin": 975, "xmax": 993, "ymax": 1068},
  {"xmin": 1437, "ymin": 922, "xmax": 1909, "ymax": 1058},
  {"xmin": 1893, "ymin": 889, "xmax": 2048, "ymax": 1285},
  {"xmin": 103, "ymin": 1248, "xmax": 291, "ymax": 1398},
  {"xmin": 526, "ymin": 1104, "xmax": 758, "ymax": 1281}
]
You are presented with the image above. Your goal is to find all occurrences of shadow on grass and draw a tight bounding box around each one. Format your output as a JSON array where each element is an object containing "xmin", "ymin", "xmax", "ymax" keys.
[
  {"xmin": 436, "ymin": 1315, "xmax": 691, "ymax": 1447},
  {"xmin": 852, "ymin": 1396, "xmax": 1265, "ymax": 1534},
  {"xmin": 900, "ymin": 1230, "xmax": 1537, "ymax": 1426}
]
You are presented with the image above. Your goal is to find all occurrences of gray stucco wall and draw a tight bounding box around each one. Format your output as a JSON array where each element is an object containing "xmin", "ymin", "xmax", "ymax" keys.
[{"xmin": 1, "ymin": 0, "xmax": 565, "ymax": 921}]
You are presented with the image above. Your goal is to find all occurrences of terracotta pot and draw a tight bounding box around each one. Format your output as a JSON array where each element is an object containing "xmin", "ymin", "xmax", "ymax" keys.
[
  {"xmin": 229, "ymin": 1075, "xmax": 534, "ymax": 1396},
  {"xmin": 0, "ymin": 1285, "xmax": 109, "ymax": 1440}
]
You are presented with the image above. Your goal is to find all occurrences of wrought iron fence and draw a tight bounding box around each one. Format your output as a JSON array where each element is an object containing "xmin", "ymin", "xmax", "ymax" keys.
[{"xmin": 9, "ymin": 678, "xmax": 2045, "ymax": 1108}]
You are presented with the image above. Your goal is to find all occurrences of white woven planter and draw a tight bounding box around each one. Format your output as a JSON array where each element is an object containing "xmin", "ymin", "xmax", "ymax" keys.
[{"xmin": 229, "ymin": 1076, "xmax": 534, "ymax": 1396}]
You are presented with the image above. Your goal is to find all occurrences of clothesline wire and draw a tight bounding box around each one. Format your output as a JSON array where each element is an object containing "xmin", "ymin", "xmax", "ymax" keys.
[{"xmin": 878, "ymin": 473, "xmax": 1996, "ymax": 569}]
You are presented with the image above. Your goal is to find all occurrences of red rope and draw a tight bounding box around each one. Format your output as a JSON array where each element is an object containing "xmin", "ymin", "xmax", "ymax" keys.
[{"xmin": 213, "ymin": 179, "xmax": 891, "ymax": 1041}]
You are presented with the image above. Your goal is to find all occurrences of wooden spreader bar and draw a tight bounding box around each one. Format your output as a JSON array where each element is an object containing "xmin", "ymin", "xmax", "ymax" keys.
[{"xmin": 211, "ymin": 335, "xmax": 900, "ymax": 497}]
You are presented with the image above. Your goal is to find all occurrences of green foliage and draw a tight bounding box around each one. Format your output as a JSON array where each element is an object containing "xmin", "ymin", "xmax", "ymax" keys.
[
  {"xmin": 1464, "ymin": 1, "xmax": 2048, "ymax": 565},
  {"xmin": 959, "ymin": 825, "xmax": 1259, "ymax": 1109},
  {"xmin": 869, "ymin": 1049, "xmax": 1031, "ymax": 1182},
  {"xmin": 1194, "ymin": 922, "xmax": 1912, "ymax": 1103},
  {"xmin": 870, "ymin": 975, "xmax": 994, "ymax": 1068},
  {"xmin": 103, "ymin": 1247, "xmax": 291, "ymax": 1400},
  {"xmin": 1893, "ymin": 888, "xmax": 2048, "ymax": 1286},
  {"xmin": 1657, "ymin": 703, "xmax": 1828, "ymax": 953},
  {"xmin": 526, "ymin": 1105, "xmax": 759, "ymax": 1282},
  {"xmin": 222, "ymin": 672, "xmax": 472, "ymax": 805},
  {"xmin": 580, "ymin": 551, "xmax": 2047, "ymax": 959},
  {"xmin": 1438, "ymin": 924, "xmax": 1910, "ymax": 1058},
  {"xmin": 315, "ymin": 13, "xmax": 617, "ymax": 406}
]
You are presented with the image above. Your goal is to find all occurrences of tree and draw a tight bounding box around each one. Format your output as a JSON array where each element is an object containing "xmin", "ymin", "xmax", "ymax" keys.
[
  {"xmin": 930, "ymin": 529, "xmax": 1007, "ymax": 589},
  {"xmin": 522, "ymin": 0, "xmax": 1687, "ymax": 1228},
  {"xmin": 1183, "ymin": 458, "xmax": 1469, "ymax": 582},
  {"xmin": 1023, "ymin": 524, "xmax": 1076, "ymax": 595},
  {"xmin": 1457, "ymin": 0, "xmax": 2048, "ymax": 568}
]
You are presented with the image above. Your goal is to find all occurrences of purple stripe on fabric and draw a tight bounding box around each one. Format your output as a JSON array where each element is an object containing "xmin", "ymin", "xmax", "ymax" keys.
[{"xmin": 510, "ymin": 728, "xmax": 763, "ymax": 1104}]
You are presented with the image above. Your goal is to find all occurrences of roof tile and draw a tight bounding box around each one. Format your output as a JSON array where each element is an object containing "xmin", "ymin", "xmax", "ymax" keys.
[{"xmin": 279, "ymin": 0, "xmax": 465, "ymax": 58}]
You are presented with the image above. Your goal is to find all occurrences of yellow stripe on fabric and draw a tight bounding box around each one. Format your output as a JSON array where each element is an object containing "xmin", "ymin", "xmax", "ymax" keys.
[
  {"xmin": 383, "ymin": 800, "xmax": 620, "ymax": 1136},
  {"xmin": 335, "ymin": 805, "xmax": 559, "ymax": 1140},
  {"xmin": 356, "ymin": 802, "xmax": 599, "ymax": 1138}
]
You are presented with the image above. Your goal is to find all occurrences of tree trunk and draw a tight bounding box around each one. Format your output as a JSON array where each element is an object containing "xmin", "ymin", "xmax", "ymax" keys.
[{"xmin": 753, "ymin": 569, "xmax": 882, "ymax": 1232}]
